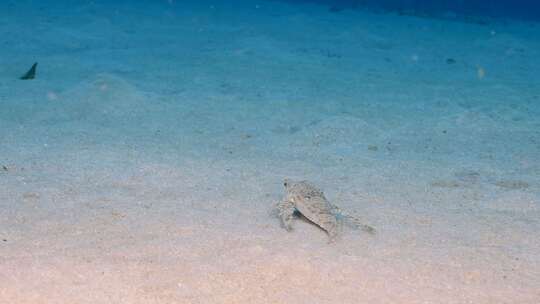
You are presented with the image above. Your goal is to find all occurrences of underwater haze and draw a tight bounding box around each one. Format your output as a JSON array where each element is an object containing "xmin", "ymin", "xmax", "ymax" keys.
[
  {"xmin": 286, "ymin": 0, "xmax": 540, "ymax": 20},
  {"xmin": 1, "ymin": 0, "xmax": 539, "ymax": 303}
]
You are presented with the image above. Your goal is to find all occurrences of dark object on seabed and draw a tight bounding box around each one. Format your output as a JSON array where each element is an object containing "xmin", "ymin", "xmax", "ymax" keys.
[
  {"xmin": 329, "ymin": 6, "xmax": 344, "ymax": 13},
  {"xmin": 20, "ymin": 62, "xmax": 38, "ymax": 80}
]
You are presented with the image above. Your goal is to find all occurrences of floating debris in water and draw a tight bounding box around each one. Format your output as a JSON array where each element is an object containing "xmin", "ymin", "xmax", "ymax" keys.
[
  {"xmin": 477, "ymin": 66, "xmax": 485, "ymax": 79},
  {"xmin": 20, "ymin": 62, "xmax": 38, "ymax": 80}
]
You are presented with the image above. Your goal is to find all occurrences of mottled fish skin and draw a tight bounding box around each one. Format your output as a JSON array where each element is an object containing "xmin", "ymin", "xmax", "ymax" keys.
[
  {"xmin": 281, "ymin": 180, "xmax": 340, "ymax": 242},
  {"xmin": 277, "ymin": 179, "xmax": 375, "ymax": 242}
]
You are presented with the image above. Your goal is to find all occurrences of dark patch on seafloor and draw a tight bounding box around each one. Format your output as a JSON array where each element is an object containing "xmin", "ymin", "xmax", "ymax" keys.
[{"xmin": 20, "ymin": 62, "xmax": 38, "ymax": 80}]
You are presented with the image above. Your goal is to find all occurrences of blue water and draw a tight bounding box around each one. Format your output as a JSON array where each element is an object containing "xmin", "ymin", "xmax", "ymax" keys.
[
  {"xmin": 1, "ymin": 0, "xmax": 539, "ymax": 302},
  {"xmin": 285, "ymin": 0, "xmax": 540, "ymax": 20}
]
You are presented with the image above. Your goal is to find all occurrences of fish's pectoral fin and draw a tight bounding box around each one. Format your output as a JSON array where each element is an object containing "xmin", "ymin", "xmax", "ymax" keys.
[{"xmin": 277, "ymin": 200, "xmax": 296, "ymax": 232}]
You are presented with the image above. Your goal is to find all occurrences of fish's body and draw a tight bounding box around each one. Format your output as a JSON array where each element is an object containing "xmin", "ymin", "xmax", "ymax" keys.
[{"xmin": 276, "ymin": 179, "xmax": 375, "ymax": 242}]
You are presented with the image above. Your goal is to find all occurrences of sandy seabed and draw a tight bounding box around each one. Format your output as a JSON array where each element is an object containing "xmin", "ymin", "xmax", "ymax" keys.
[{"xmin": 1, "ymin": 1, "xmax": 539, "ymax": 303}]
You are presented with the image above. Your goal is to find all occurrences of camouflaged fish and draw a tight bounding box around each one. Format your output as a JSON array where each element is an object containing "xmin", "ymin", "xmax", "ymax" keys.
[{"xmin": 276, "ymin": 179, "xmax": 375, "ymax": 242}]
